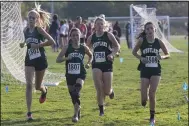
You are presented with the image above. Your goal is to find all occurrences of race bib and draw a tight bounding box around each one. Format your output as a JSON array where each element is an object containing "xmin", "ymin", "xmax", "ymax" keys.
[
  {"xmin": 68, "ymin": 63, "xmax": 80, "ymax": 74},
  {"xmin": 28, "ymin": 48, "xmax": 41, "ymax": 60},
  {"xmin": 94, "ymin": 52, "xmax": 106, "ymax": 63},
  {"xmin": 145, "ymin": 56, "xmax": 158, "ymax": 67}
]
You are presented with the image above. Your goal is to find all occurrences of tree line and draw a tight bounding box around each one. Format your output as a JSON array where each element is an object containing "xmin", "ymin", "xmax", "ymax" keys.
[{"xmin": 21, "ymin": 1, "xmax": 188, "ymax": 20}]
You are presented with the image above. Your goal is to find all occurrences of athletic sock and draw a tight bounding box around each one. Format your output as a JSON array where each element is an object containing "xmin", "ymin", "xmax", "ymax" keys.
[
  {"xmin": 98, "ymin": 105, "xmax": 104, "ymax": 114},
  {"xmin": 150, "ymin": 110, "xmax": 155, "ymax": 119}
]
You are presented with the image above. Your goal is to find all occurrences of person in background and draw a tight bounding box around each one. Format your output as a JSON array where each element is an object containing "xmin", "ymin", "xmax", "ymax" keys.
[
  {"xmin": 125, "ymin": 21, "xmax": 131, "ymax": 49},
  {"xmin": 75, "ymin": 16, "xmax": 87, "ymax": 45},
  {"xmin": 113, "ymin": 30, "xmax": 121, "ymax": 57},
  {"xmin": 184, "ymin": 22, "xmax": 188, "ymax": 39},
  {"xmin": 49, "ymin": 14, "xmax": 60, "ymax": 52},
  {"xmin": 86, "ymin": 22, "xmax": 93, "ymax": 42},
  {"xmin": 59, "ymin": 19, "xmax": 69, "ymax": 48},
  {"xmin": 68, "ymin": 19, "xmax": 74, "ymax": 33},
  {"xmin": 113, "ymin": 21, "xmax": 122, "ymax": 38},
  {"xmin": 158, "ymin": 21, "xmax": 163, "ymax": 32}
]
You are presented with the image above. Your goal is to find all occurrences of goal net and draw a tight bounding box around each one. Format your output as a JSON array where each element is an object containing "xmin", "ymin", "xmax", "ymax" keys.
[
  {"xmin": 1, "ymin": 2, "xmax": 65, "ymax": 86},
  {"xmin": 130, "ymin": 4, "xmax": 182, "ymax": 52},
  {"xmin": 88, "ymin": 16, "xmax": 170, "ymax": 44}
]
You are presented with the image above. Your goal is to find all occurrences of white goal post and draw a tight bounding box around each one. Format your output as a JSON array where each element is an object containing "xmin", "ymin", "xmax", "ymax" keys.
[
  {"xmin": 129, "ymin": 4, "xmax": 182, "ymax": 52},
  {"xmin": 1, "ymin": 2, "xmax": 65, "ymax": 86},
  {"xmin": 88, "ymin": 4, "xmax": 182, "ymax": 53},
  {"xmin": 88, "ymin": 16, "xmax": 170, "ymax": 42}
]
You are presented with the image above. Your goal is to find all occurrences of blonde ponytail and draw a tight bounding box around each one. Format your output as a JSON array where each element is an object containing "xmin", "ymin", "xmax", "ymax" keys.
[
  {"xmin": 28, "ymin": 3, "xmax": 51, "ymax": 28},
  {"xmin": 35, "ymin": 3, "xmax": 51, "ymax": 28}
]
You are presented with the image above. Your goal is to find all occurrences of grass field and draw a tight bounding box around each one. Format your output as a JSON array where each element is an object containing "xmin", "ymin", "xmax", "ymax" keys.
[{"xmin": 1, "ymin": 36, "xmax": 188, "ymax": 126}]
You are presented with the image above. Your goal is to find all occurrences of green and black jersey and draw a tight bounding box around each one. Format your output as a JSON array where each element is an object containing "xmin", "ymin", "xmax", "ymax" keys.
[
  {"xmin": 91, "ymin": 32, "xmax": 113, "ymax": 65},
  {"xmin": 65, "ymin": 44, "xmax": 86, "ymax": 76}
]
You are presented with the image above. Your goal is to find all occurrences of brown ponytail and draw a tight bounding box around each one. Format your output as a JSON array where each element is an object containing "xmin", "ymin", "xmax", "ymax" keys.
[
  {"xmin": 136, "ymin": 22, "xmax": 153, "ymax": 39},
  {"xmin": 137, "ymin": 30, "xmax": 146, "ymax": 39}
]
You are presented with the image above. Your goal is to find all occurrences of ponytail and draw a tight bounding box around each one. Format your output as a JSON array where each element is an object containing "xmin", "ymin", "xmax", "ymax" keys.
[
  {"xmin": 137, "ymin": 30, "xmax": 146, "ymax": 39},
  {"xmin": 35, "ymin": 3, "xmax": 51, "ymax": 28},
  {"xmin": 28, "ymin": 3, "xmax": 51, "ymax": 28},
  {"xmin": 136, "ymin": 22, "xmax": 153, "ymax": 39}
]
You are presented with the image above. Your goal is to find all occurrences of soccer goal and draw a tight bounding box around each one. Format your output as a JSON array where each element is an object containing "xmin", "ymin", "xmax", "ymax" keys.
[
  {"xmin": 1, "ymin": 2, "xmax": 65, "ymax": 86},
  {"xmin": 129, "ymin": 4, "xmax": 182, "ymax": 52}
]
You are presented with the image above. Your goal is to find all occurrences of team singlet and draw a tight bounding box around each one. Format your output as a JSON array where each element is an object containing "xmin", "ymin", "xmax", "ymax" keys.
[
  {"xmin": 65, "ymin": 44, "xmax": 86, "ymax": 75},
  {"xmin": 140, "ymin": 37, "xmax": 161, "ymax": 68},
  {"xmin": 24, "ymin": 27, "xmax": 45, "ymax": 61},
  {"xmin": 91, "ymin": 32, "xmax": 112, "ymax": 64}
]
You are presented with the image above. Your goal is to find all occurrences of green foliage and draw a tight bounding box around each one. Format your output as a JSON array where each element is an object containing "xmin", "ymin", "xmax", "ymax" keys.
[
  {"xmin": 64, "ymin": 2, "xmax": 116, "ymax": 19},
  {"xmin": 21, "ymin": 2, "xmax": 68, "ymax": 19},
  {"xmin": 21, "ymin": 2, "xmax": 188, "ymax": 19},
  {"xmin": 21, "ymin": 2, "xmax": 35, "ymax": 18},
  {"xmin": 156, "ymin": 2, "xmax": 188, "ymax": 16}
]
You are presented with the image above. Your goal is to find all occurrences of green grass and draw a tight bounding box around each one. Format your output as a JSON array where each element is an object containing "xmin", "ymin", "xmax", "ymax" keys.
[{"xmin": 1, "ymin": 36, "xmax": 188, "ymax": 126}]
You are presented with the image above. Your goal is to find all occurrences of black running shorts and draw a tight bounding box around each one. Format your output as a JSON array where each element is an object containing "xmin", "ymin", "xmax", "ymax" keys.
[{"xmin": 92, "ymin": 63, "xmax": 113, "ymax": 72}]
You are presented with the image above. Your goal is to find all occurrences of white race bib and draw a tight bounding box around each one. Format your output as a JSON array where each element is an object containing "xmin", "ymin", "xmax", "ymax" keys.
[
  {"xmin": 94, "ymin": 52, "xmax": 106, "ymax": 63},
  {"xmin": 28, "ymin": 48, "xmax": 41, "ymax": 60},
  {"xmin": 145, "ymin": 56, "xmax": 158, "ymax": 67},
  {"xmin": 68, "ymin": 63, "xmax": 80, "ymax": 74}
]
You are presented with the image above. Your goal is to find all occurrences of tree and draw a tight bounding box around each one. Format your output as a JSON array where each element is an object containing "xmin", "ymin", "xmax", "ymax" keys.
[
  {"xmin": 156, "ymin": 2, "xmax": 188, "ymax": 16},
  {"xmin": 21, "ymin": 2, "xmax": 68, "ymax": 20},
  {"xmin": 21, "ymin": 1, "xmax": 188, "ymax": 20},
  {"xmin": 21, "ymin": 2, "xmax": 35, "ymax": 18},
  {"xmin": 63, "ymin": 2, "xmax": 116, "ymax": 19}
]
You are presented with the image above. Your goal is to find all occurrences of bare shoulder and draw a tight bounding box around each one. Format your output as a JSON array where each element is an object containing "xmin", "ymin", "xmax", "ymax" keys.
[
  {"xmin": 83, "ymin": 44, "xmax": 87, "ymax": 48},
  {"xmin": 88, "ymin": 33, "xmax": 93, "ymax": 39},
  {"xmin": 107, "ymin": 32, "xmax": 114, "ymax": 37},
  {"xmin": 157, "ymin": 38, "xmax": 163, "ymax": 44},
  {"xmin": 83, "ymin": 44, "xmax": 90, "ymax": 50},
  {"xmin": 63, "ymin": 45, "xmax": 69, "ymax": 50},
  {"xmin": 137, "ymin": 37, "xmax": 143, "ymax": 44},
  {"xmin": 87, "ymin": 34, "xmax": 93, "ymax": 41},
  {"xmin": 36, "ymin": 26, "xmax": 43, "ymax": 32},
  {"xmin": 107, "ymin": 32, "xmax": 117, "ymax": 41}
]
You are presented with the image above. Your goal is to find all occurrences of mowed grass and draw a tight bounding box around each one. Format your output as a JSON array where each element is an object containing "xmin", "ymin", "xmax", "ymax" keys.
[{"xmin": 1, "ymin": 36, "xmax": 188, "ymax": 126}]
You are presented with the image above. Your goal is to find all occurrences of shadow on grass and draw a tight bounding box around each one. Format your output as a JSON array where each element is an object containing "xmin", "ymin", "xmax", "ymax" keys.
[
  {"xmin": 155, "ymin": 110, "xmax": 169, "ymax": 114},
  {"xmin": 1, "ymin": 111, "xmax": 25, "ymax": 115},
  {"xmin": 1, "ymin": 117, "xmax": 74, "ymax": 126},
  {"xmin": 1, "ymin": 118, "xmax": 42, "ymax": 126},
  {"xmin": 2, "ymin": 108, "xmax": 69, "ymax": 115},
  {"xmin": 1, "ymin": 113, "xmax": 90, "ymax": 126},
  {"xmin": 32, "ymin": 108, "xmax": 69, "ymax": 113},
  {"xmin": 102, "ymin": 119, "xmax": 150, "ymax": 126},
  {"xmin": 103, "ymin": 122, "xmax": 116, "ymax": 126},
  {"xmin": 91, "ymin": 103, "xmax": 113, "ymax": 112},
  {"xmin": 121, "ymin": 104, "xmax": 140, "ymax": 110}
]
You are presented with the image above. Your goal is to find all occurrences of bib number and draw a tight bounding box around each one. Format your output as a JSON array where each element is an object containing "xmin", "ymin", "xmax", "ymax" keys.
[
  {"xmin": 28, "ymin": 48, "xmax": 41, "ymax": 60},
  {"xmin": 94, "ymin": 52, "xmax": 106, "ymax": 63},
  {"xmin": 68, "ymin": 63, "xmax": 80, "ymax": 74},
  {"xmin": 145, "ymin": 56, "xmax": 158, "ymax": 67}
]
